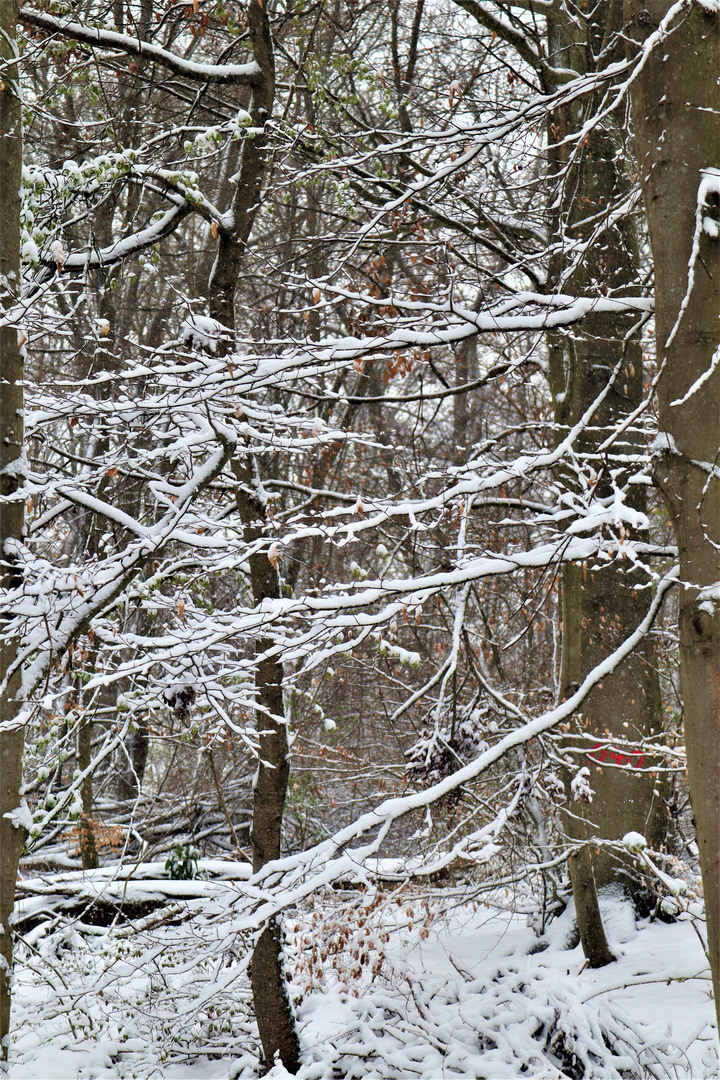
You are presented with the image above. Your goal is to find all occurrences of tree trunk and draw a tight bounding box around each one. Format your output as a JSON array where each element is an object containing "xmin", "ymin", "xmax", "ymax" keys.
[
  {"xmin": 69, "ymin": 657, "xmax": 99, "ymax": 870},
  {"xmin": 568, "ymin": 847, "xmax": 616, "ymax": 966},
  {"xmin": 625, "ymin": 0, "xmax": 720, "ymax": 1027},
  {"xmin": 0, "ymin": 1, "xmax": 25, "ymax": 1056},
  {"xmin": 116, "ymin": 716, "xmax": 150, "ymax": 804},
  {"xmin": 205, "ymin": 2, "xmax": 300, "ymax": 1067},
  {"xmin": 455, "ymin": 0, "xmax": 669, "ymax": 962},
  {"xmin": 233, "ymin": 456, "xmax": 301, "ymax": 1073},
  {"xmin": 78, "ymin": 711, "xmax": 99, "ymax": 870},
  {"xmin": 453, "ymin": 337, "xmax": 473, "ymax": 464},
  {"xmin": 546, "ymin": 0, "xmax": 667, "ymax": 964}
]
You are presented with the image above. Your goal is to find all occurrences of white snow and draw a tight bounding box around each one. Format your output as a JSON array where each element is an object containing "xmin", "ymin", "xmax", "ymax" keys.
[
  {"xmin": 703, "ymin": 215, "xmax": 719, "ymax": 238},
  {"xmin": 3, "ymin": 801, "xmax": 33, "ymax": 832},
  {"xmin": 49, "ymin": 239, "xmax": 66, "ymax": 267},
  {"xmin": 570, "ymin": 765, "xmax": 593, "ymax": 803},
  {"xmin": 20, "ymin": 238, "xmax": 38, "ymax": 264},
  {"xmin": 697, "ymin": 583, "xmax": 720, "ymax": 609},
  {"xmin": 23, "ymin": 8, "xmax": 261, "ymax": 84},
  {"xmin": 180, "ymin": 314, "xmax": 228, "ymax": 353},
  {"xmin": 651, "ymin": 430, "xmax": 680, "ymax": 455},
  {"xmin": 670, "ymin": 342, "xmax": 720, "ymax": 408},
  {"xmin": 6, "ymin": 883, "xmax": 716, "ymax": 1079},
  {"xmin": 376, "ymin": 637, "xmax": 421, "ymax": 666}
]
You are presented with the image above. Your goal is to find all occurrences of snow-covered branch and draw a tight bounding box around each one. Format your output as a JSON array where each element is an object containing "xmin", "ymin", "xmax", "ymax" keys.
[
  {"xmin": 199, "ymin": 571, "xmax": 677, "ymax": 928},
  {"xmin": 20, "ymin": 7, "xmax": 262, "ymax": 86}
]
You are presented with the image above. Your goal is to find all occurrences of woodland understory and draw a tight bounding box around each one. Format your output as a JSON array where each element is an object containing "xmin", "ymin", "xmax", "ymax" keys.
[{"xmin": 1, "ymin": 0, "xmax": 720, "ymax": 1075}]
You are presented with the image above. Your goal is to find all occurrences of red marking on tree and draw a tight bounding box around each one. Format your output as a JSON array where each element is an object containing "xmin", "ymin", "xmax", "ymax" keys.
[{"xmin": 588, "ymin": 745, "xmax": 645, "ymax": 769}]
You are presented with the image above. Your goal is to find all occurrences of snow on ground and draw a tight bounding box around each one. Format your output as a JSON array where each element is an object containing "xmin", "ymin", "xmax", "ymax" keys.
[{"xmin": 6, "ymin": 880, "xmax": 717, "ymax": 1079}]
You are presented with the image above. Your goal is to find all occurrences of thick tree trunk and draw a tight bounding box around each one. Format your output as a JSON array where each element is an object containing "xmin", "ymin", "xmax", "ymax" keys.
[
  {"xmin": 457, "ymin": 0, "xmax": 668, "ymax": 962},
  {"xmin": 0, "ymin": 1, "xmax": 25, "ymax": 1057},
  {"xmin": 568, "ymin": 847, "xmax": 615, "ymax": 966},
  {"xmin": 547, "ymin": 0, "xmax": 667, "ymax": 965},
  {"xmin": 625, "ymin": 0, "xmax": 720, "ymax": 1026}
]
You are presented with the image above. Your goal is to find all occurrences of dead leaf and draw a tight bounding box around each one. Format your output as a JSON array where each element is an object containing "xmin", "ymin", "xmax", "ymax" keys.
[
  {"xmin": 268, "ymin": 543, "xmax": 279, "ymax": 570},
  {"xmin": 106, "ymin": 467, "xmax": 118, "ymax": 478},
  {"xmin": 211, "ymin": 221, "xmax": 218, "ymax": 238}
]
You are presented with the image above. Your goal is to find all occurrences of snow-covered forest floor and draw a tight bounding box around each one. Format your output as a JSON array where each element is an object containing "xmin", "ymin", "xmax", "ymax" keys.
[{"xmin": 6, "ymin": 865, "xmax": 718, "ymax": 1080}]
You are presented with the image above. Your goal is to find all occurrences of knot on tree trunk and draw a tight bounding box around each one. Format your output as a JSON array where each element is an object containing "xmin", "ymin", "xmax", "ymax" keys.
[{"xmin": 682, "ymin": 599, "xmax": 720, "ymax": 649}]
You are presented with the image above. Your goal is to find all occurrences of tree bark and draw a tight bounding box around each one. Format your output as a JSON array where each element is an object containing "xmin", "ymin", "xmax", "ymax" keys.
[
  {"xmin": 116, "ymin": 716, "xmax": 150, "ymax": 805},
  {"xmin": 625, "ymin": 0, "xmax": 720, "ymax": 1026},
  {"xmin": 546, "ymin": 0, "xmax": 667, "ymax": 964},
  {"xmin": 233, "ymin": 456, "xmax": 301, "ymax": 1074},
  {"xmin": 455, "ymin": 0, "xmax": 669, "ymax": 962},
  {"xmin": 0, "ymin": 0, "xmax": 25, "ymax": 1057},
  {"xmin": 206, "ymin": 2, "xmax": 300, "ymax": 1068},
  {"xmin": 77, "ymin": 710, "xmax": 99, "ymax": 871},
  {"xmin": 568, "ymin": 847, "xmax": 616, "ymax": 966}
]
